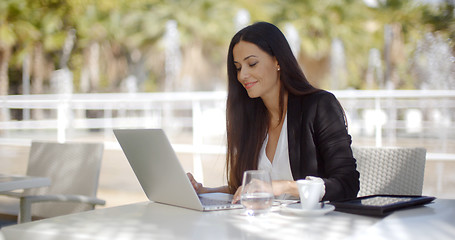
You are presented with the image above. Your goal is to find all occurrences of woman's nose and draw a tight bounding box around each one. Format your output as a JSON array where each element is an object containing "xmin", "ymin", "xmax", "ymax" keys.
[{"xmin": 238, "ymin": 68, "xmax": 249, "ymax": 81}]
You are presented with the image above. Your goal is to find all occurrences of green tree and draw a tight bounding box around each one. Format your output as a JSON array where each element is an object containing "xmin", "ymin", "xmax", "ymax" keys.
[
  {"xmin": 0, "ymin": 0, "xmax": 41, "ymax": 96},
  {"xmin": 2, "ymin": 0, "xmax": 454, "ymax": 97},
  {"xmin": 264, "ymin": 0, "xmax": 374, "ymax": 88}
]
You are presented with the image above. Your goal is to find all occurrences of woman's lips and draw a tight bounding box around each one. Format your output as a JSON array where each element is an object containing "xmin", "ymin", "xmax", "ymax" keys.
[{"xmin": 244, "ymin": 81, "xmax": 257, "ymax": 89}]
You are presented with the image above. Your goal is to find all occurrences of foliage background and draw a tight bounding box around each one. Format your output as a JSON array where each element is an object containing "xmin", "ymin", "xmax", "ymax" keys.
[{"xmin": 0, "ymin": 0, "xmax": 453, "ymax": 96}]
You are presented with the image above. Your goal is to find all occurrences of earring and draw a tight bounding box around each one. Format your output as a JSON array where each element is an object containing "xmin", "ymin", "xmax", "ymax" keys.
[{"xmin": 277, "ymin": 67, "xmax": 280, "ymax": 71}]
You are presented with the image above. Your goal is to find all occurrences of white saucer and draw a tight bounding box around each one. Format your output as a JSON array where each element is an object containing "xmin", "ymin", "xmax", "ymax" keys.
[{"xmin": 280, "ymin": 203, "xmax": 335, "ymax": 216}]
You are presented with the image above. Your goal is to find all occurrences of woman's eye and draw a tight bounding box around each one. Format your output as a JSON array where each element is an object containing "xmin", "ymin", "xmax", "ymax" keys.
[
  {"xmin": 249, "ymin": 62, "xmax": 258, "ymax": 67},
  {"xmin": 236, "ymin": 67, "xmax": 241, "ymax": 72}
]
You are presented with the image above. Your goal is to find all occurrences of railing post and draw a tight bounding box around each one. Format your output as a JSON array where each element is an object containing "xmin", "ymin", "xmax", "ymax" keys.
[
  {"xmin": 1, "ymin": 97, "xmax": 10, "ymax": 123},
  {"xmin": 57, "ymin": 94, "xmax": 70, "ymax": 143},
  {"xmin": 374, "ymin": 96, "xmax": 382, "ymax": 147},
  {"xmin": 192, "ymin": 99, "xmax": 204, "ymax": 183},
  {"xmin": 104, "ymin": 107, "xmax": 113, "ymax": 138},
  {"xmin": 143, "ymin": 103, "xmax": 153, "ymax": 128}
]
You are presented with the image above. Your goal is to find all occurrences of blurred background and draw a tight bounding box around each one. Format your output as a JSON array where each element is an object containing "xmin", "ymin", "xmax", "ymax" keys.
[{"xmin": 1, "ymin": 0, "xmax": 454, "ymax": 211}]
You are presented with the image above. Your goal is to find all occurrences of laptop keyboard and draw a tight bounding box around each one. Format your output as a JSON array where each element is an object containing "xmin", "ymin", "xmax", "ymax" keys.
[{"xmin": 200, "ymin": 197, "xmax": 232, "ymax": 206}]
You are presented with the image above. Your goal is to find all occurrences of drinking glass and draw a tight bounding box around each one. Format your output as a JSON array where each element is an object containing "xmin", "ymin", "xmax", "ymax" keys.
[{"xmin": 240, "ymin": 170, "xmax": 274, "ymax": 216}]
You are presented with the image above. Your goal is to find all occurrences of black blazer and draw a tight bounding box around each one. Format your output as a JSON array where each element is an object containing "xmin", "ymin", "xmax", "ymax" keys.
[{"xmin": 287, "ymin": 90, "xmax": 359, "ymax": 201}]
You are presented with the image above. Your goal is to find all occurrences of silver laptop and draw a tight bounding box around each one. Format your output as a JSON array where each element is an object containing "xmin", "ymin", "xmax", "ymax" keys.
[{"xmin": 113, "ymin": 128, "xmax": 242, "ymax": 211}]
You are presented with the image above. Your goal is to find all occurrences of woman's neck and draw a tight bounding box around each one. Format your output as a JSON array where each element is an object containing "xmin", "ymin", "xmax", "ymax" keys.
[{"xmin": 263, "ymin": 92, "xmax": 288, "ymax": 128}]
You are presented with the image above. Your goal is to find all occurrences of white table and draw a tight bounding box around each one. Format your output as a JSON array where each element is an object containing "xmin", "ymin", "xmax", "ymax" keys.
[
  {"xmin": 0, "ymin": 174, "xmax": 51, "ymax": 193},
  {"xmin": 1, "ymin": 199, "xmax": 454, "ymax": 240},
  {"xmin": 347, "ymin": 198, "xmax": 455, "ymax": 240}
]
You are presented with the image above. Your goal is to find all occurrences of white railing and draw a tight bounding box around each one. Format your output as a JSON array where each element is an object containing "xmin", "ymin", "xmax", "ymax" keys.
[
  {"xmin": 1, "ymin": 90, "xmax": 454, "ymax": 193},
  {"xmin": 1, "ymin": 90, "xmax": 454, "ymax": 157},
  {"xmin": 1, "ymin": 90, "xmax": 454, "ymax": 150}
]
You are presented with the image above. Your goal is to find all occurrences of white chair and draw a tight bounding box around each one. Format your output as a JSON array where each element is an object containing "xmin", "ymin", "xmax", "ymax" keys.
[
  {"xmin": 1, "ymin": 141, "xmax": 106, "ymax": 223},
  {"xmin": 352, "ymin": 146, "xmax": 426, "ymax": 197}
]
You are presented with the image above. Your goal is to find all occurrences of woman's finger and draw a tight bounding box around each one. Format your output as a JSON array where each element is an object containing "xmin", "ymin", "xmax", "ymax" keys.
[
  {"xmin": 232, "ymin": 186, "xmax": 243, "ymax": 204},
  {"xmin": 187, "ymin": 173, "xmax": 197, "ymax": 188},
  {"xmin": 187, "ymin": 172, "xmax": 204, "ymax": 193}
]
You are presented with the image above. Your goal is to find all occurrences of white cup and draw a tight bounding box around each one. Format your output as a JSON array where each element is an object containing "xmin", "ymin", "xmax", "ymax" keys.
[{"xmin": 297, "ymin": 179, "xmax": 323, "ymax": 210}]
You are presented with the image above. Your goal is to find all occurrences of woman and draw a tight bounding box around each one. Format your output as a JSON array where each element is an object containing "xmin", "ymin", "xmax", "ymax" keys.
[{"xmin": 188, "ymin": 21, "xmax": 359, "ymax": 202}]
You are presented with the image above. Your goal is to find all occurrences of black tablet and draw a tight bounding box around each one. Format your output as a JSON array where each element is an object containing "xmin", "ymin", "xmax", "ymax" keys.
[{"xmin": 330, "ymin": 194, "xmax": 436, "ymax": 216}]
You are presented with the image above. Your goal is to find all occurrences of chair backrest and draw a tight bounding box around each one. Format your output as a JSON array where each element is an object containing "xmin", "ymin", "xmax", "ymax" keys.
[
  {"xmin": 24, "ymin": 141, "xmax": 104, "ymax": 218},
  {"xmin": 352, "ymin": 146, "xmax": 426, "ymax": 197}
]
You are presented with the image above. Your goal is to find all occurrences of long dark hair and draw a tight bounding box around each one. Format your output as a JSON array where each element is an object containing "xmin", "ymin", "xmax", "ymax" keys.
[{"xmin": 225, "ymin": 22, "xmax": 318, "ymax": 193}]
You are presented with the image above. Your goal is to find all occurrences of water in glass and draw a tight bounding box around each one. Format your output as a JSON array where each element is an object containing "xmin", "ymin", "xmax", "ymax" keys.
[{"xmin": 240, "ymin": 170, "xmax": 273, "ymax": 216}]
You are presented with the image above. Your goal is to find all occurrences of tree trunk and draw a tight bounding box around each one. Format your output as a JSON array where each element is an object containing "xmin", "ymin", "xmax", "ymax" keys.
[
  {"xmin": 31, "ymin": 43, "xmax": 44, "ymax": 94},
  {"xmin": 0, "ymin": 46, "xmax": 11, "ymax": 122},
  {"xmin": 31, "ymin": 43, "xmax": 45, "ymax": 119},
  {"xmin": 88, "ymin": 42, "xmax": 100, "ymax": 92},
  {"xmin": 0, "ymin": 46, "xmax": 11, "ymax": 95}
]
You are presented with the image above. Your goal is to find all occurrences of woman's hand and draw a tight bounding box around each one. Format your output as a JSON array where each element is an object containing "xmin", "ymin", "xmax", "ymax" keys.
[
  {"xmin": 232, "ymin": 186, "xmax": 243, "ymax": 204},
  {"xmin": 187, "ymin": 173, "xmax": 230, "ymax": 195},
  {"xmin": 232, "ymin": 180, "xmax": 299, "ymax": 204},
  {"xmin": 187, "ymin": 172, "xmax": 206, "ymax": 194},
  {"xmin": 272, "ymin": 180, "xmax": 299, "ymax": 197}
]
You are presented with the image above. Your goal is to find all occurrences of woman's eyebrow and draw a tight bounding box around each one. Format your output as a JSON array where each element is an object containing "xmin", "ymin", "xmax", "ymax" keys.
[
  {"xmin": 243, "ymin": 55, "xmax": 258, "ymax": 61},
  {"xmin": 234, "ymin": 55, "xmax": 258, "ymax": 63}
]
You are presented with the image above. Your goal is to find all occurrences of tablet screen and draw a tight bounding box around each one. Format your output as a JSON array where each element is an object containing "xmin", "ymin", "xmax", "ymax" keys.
[{"xmin": 360, "ymin": 196, "xmax": 414, "ymax": 206}]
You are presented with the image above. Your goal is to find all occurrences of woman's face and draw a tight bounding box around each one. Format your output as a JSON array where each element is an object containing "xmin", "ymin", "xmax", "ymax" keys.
[{"xmin": 233, "ymin": 41, "xmax": 280, "ymax": 100}]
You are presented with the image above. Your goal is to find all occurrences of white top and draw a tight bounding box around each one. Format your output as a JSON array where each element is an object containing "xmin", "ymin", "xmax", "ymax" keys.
[
  {"xmin": 257, "ymin": 113, "xmax": 325, "ymax": 200},
  {"xmin": 258, "ymin": 113, "xmax": 294, "ymax": 181},
  {"xmin": 257, "ymin": 114, "xmax": 296, "ymax": 200}
]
